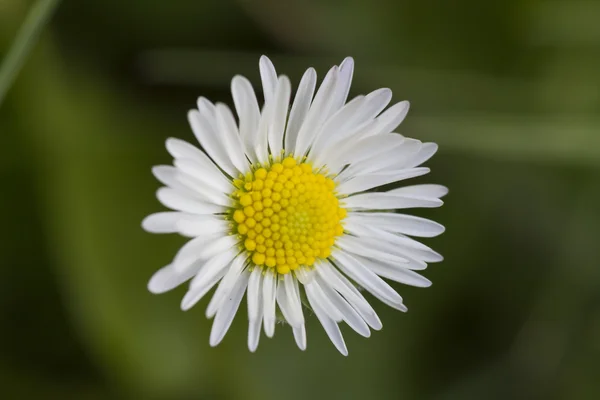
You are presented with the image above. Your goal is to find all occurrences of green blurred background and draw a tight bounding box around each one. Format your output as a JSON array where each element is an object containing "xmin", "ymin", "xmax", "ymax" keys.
[{"xmin": 1, "ymin": 0, "xmax": 599, "ymax": 399}]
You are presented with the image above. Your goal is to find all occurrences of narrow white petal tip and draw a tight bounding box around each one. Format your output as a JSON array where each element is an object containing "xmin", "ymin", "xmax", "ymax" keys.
[
  {"xmin": 265, "ymin": 318, "xmax": 275, "ymax": 338},
  {"xmin": 339, "ymin": 347, "xmax": 349, "ymax": 357},
  {"xmin": 180, "ymin": 292, "xmax": 198, "ymax": 311}
]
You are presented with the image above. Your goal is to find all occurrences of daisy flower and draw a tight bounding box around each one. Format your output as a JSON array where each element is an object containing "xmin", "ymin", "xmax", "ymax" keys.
[{"xmin": 143, "ymin": 56, "xmax": 446, "ymax": 355}]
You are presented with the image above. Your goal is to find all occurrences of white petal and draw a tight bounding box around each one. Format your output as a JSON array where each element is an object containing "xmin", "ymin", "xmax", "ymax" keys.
[
  {"xmin": 181, "ymin": 250, "xmax": 238, "ymax": 310},
  {"xmin": 336, "ymin": 168, "xmax": 430, "ymax": 195},
  {"xmin": 337, "ymin": 235, "xmax": 409, "ymax": 264},
  {"xmin": 276, "ymin": 274, "xmax": 304, "ymax": 327},
  {"xmin": 215, "ymin": 103, "xmax": 250, "ymax": 174},
  {"xmin": 259, "ymin": 55, "xmax": 277, "ymax": 104},
  {"xmin": 231, "ymin": 75, "xmax": 260, "ymax": 163},
  {"xmin": 147, "ymin": 263, "xmax": 200, "ymax": 294},
  {"xmin": 294, "ymin": 66, "xmax": 339, "ymax": 158},
  {"xmin": 285, "ymin": 67, "xmax": 317, "ymax": 153},
  {"xmin": 347, "ymin": 212, "xmax": 445, "ymax": 238},
  {"xmin": 142, "ymin": 212, "xmax": 188, "ymax": 233},
  {"xmin": 333, "ymin": 250, "xmax": 407, "ymax": 312},
  {"xmin": 338, "ymin": 138, "xmax": 422, "ymax": 180},
  {"xmin": 268, "ymin": 76, "xmax": 291, "ymax": 157},
  {"xmin": 173, "ymin": 158, "xmax": 232, "ymax": 194},
  {"xmin": 292, "ymin": 324, "xmax": 307, "ymax": 351},
  {"xmin": 187, "ymin": 110, "xmax": 237, "ymax": 177},
  {"xmin": 165, "ymin": 138, "xmax": 205, "ymax": 160},
  {"xmin": 247, "ymin": 267, "xmax": 264, "ymax": 321},
  {"xmin": 175, "ymin": 217, "xmax": 228, "ymax": 238},
  {"xmin": 305, "ymin": 281, "xmax": 343, "ymax": 322},
  {"xmin": 389, "ymin": 184, "xmax": 449, "ymax": 199},
  {"xmin": 344, "ymin": 222, "xmax": 442, "ymax": 263},
  {"xmin": 357, "ymin": 256, "xmax": 431, "ymax": 288},
  {"xmin": 156, "ymin": 187, "xmax": 224, "ymax": 214},
  {"xmin": 209, "ymin": 269, "xmax": 250, "ymax": 347},
  {"xmin": 322, "ymin": 262, "xmax": 383, "ymax": 330},
  {"xmin": 364, "ymin": 100, "xmax": 410, "ymax": 137},
  {"xmin": 327, "ymin": 57, "xmax": 354, "ymax": 117},
  {"xmin": 254, "ymin": 91, "xmax": 273, "ymax": 165},
  {"xmin": 262, "ymin": 269, "xmax": 277, "ymax": 337},
  {"xmin": 344, "ymin": 192, "xmax": 443, "ymax": 210},
  {"xmin": 174, "ymin": 235, "xmax": 237, "ymax": 272},
  {"xmin": 315, "ymin": 274, "xmax": 370, "ymax": 337},
  {"xmin": 315, "ymin": 261, "xmax": 375, "ymax": 317},
  {"xmin": 206, "ymin": 254, "xmax": 248, "ymax": 318},
  {"xmin": 326, "ymin": 133, "xmax": 405, "ymax": 172},
  {"xmin": 305, "ymin": 283, "xmax": 348, "ymax": 356},
  {"xmin": 248, "ymin": 319, "xmax": 262, "ymax": 352},
  {"xmin": 180, "ymin": 268, "xmax": 226, "ymax": 311},
  {"xmin": 309, "ymin": 96, "xmax": 366, "ymax": 165},
  {"xmin": 404, "ymin": 142, "xmax": 438, "ymax": 168}
]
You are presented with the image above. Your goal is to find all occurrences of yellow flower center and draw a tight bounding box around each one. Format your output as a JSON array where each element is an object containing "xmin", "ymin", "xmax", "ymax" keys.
[{"xmin": 231, "ymin": 156, "xmax": 346, "ymax": 275}]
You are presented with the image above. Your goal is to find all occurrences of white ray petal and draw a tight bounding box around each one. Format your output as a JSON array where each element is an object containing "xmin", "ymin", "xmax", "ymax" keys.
[
  {"xmin": 292, "ymin": 324, "xmax": 307, "ymax": 351},
  {"xmin": 309, "ymin": 96, "xmax": 366, "ymax": 165},
  {"xmin": 347, "ymin": 212, "xmax": 445, "ymax": 238},
  {"xmin": 389, "ymin": 184, "xmax": 449, "ymax": 199},
  {"xmin": 315, "ymin": 274, "xmax": 370, "ymax": 337},
  {"xmin": 188, "ymin": 250, "xmax": 237, "ymax": 290},
  {"xmin": 180, "ymin": 250, "xmax": 237, "ymax": 311},
  {"xmin": 231, "ymin": 75, "xmax": 260, "ymax": 163},
  {"xmin": 323, "ymin": 262, "xmax": 383, "ymax": 330},
  {"xmin": 247, "ymin": 267, "xmax": 264, "ymax": 321},
  {"xmin": 173, "ymin": 158, "xmax": 232, "ymax": 194},
  {"xmin": 333, "ymin": 250, "xmax": 407, "ymax": 312},
  {"xmin": 156, "ymin": 187, "xmax": 224, "ymax": 214},
  {"xmin": 344, "ymin": 222, "xmax": 442, "ymax": 263},
  {"xmin": 276, "ymin": 274, "xmax": 304, "ymax": 327},
  {"xmin": 305, "ymin": 284, "xmax": 348, "ymax": 356},
  {"xmin": 248, "ymin": 319, "xmax": 262, "ymax": 352},
  {"xmin": 364, "ymin": 100, "xmax": 410, "ymax": 137},
  {"xmin": 259, "ymin": 56, "xmax": 278, "ymax": 104},
  {"xmin": 294, "ymin": 66, "xmax": 339, "ymax": 158},
  {"xmin": 209, "ymin": 269, "xmax": 250, "ymax": 347},
  {"xmin": 173, "ymin": 235, "xmax": 237, "ymax": 272},
  {"xmin": 215, "ymin": 103, "xmax": 250, "ymax": 174},
  {"xmin": 404, "ymin": 142, "xmax": 439, "ymax": 168},
  {"xmin": 175, "ymin": 217, "xmax": 228, "ymax": 238},
  {"xmin": 165, "ymin": 137, "xmax": 205, "ymax": 160},
  {"xmin": 247, "ymin": 267, "xmax": 264, "ymax": 352},
  {"xmin": 336, "ymin": 168, "xmax": 430, "ymax": 195},
  {"xmin": 180, "ymin": 268, "xmax": 226, "ymax": 311},
  {"xmin": 285, "ymin": 67, "xmax": 317, "ymax": 153},
  {"xmin": 206, "ymin": 254, "xmax": 248, "ymax": 318},
  {"xmin": 142, "ymin": 212, "xmax": 189, "ymax": 233},
  {"xmin": 147, "ymin": 263, "xmax": 200, "ymax": 294},
  {"xmin": 337, "ymin": 235, "xmax": 409, "ymax": 264},
  {"xmin": 344, "ymin": 192, "xmax": 443, "ymax": 210},
  {"xmin": 327, "ymin": 57, "xmax": 354, "ymax": 117},
  {"xmin": 315, "ymin": 261, "xmax": 375, "ymax": 316},
  {"xmin": 187, "ymin": 110, "xmax": 237, "ymax": 177},
  {"xmin": 268, "ymin": 76, "xmax": 291, "ymax": 157},
  {"xmin": 357, "ymin": 256, "xmax": 432, "ymax": 288},
  {"xmin": 262, "ymin": 269, "xmax": 277, "ymax": 337},
  {"xmin": 337, "ymin": 138, "xmax": 422, "ymax": 180},
  {"xmin": 326, "ymin": 133, "xmax": 405, "ymax": 172},
  {"xmin": 305, "ymin": 281, "xmax": 343, "ymax": 322}
]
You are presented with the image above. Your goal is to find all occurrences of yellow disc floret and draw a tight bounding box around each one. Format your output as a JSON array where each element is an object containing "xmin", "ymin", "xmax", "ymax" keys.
[{"xmin": 231, "ymin": 156, "xmax": 345, "ymax": 275}]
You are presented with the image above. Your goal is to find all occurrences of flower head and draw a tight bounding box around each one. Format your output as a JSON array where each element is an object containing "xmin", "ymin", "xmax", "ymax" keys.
[{"xmin": 143, "ymin": 56, "xmax": 446, "ymax": 355}]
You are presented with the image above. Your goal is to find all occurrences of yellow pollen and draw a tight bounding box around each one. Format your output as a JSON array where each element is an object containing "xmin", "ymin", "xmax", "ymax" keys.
[{"xmin": 232, "ymin": 156, "xmax": 345, "ymax": 274}]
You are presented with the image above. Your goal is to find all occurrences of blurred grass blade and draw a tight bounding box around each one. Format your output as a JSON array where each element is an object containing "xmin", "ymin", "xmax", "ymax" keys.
[{"xmin": 0, "ymin": 0, "xmax": 61, "ymax": 106}]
